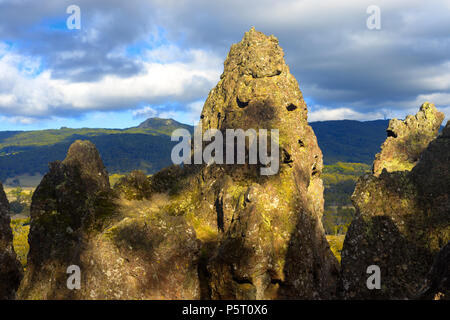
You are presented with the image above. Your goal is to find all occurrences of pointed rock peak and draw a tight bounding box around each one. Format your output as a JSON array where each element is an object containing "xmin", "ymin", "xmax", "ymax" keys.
[
  {"xmin": 419, "ymin": 101, "xmax": 441, "ymax": 116},
  {"xmin": 63, "ymin": 140, "xmax": 110, "ymax": 190},
  {"xmin": 64, "ymin": 140, "xmax": 102, "ymax": 164},
  {"xmin": 198, "ymin": 30, "xmax": 336, "ymax": 299},
  {"xmin": 202, "ymin": 29, "xmax": 308, "ymax": 134},
  {"xmin": 385, "ymin": 102, "xmax": 444, "ymax": 140},
  {"xmin": 224, "ymin": 27, "xmax": 285, "ymax": 78},
  {"xmin": 372, "ymin": 102, "xmax": 444, "ymax": 176}
]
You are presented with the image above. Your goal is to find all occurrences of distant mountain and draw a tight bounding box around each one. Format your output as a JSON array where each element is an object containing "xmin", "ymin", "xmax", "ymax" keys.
[
  {"xmin": 135, "ymin": 117, "xmax": 193, "ymax": 134},
  {"xmin": 0, "ymin": 119, "xmax": 191, "ymax": 182},
  {"xmin": 0, "ymin": 117, "xmax": 397, "ymax": 182}
]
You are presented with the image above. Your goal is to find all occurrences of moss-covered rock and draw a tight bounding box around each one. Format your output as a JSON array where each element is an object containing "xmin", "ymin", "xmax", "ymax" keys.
[
  {"xmin": 18, "ymin": 141, "xmax": 201, "ymax": 299},
  {"xmin": 417, "ymin": 241, "xmax": 450, "ymax": 300},
  {"xmin": 340, "ymin": 115, "xmax": 450, "ymax": 299},
  {"xmin": 0, "ymin": 182, "xmax": 23, "ymax": 299},
  {"xmin": 373, "ymin": 102, "xmax": 444, "ymax": 176},
  {"xmin": 17, "ymin": 29, "xmax": 340, "ymax": 300},
  {"xmin": 193, "ymin": 28, "xmax": 338, "ymax": 299}
]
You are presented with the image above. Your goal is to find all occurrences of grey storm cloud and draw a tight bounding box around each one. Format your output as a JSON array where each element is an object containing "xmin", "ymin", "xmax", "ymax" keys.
[{"xmin": 0, "ymin": 0, "xmax": 449, "ymax": 121}]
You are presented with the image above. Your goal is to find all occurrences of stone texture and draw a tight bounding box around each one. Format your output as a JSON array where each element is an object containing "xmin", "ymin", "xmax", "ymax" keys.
[
  {"xmin": 417, "ymin": 241, "xmax": 450, "ymax": 300},
  {"xmin": 184, "ymin": 27, "xmax": 338, "ymax": 299},
  {"xmin": 340, "ymin": 114, "xmax": 450, "ymax": 299},
  {"xmin": 373, "ymin": 102, "xmax": 444, "ymax": 176},
  {"xmin": 18, "ymin": 29, "xmax": 340, "ymax": 300},
  {"xmin": 0, "ymin": 182, "xmax": 23, "ymax": 299},
  {"xmin": 18, "ymin": 140, "xmax": 113, "ymax": 299},
  {"xmin": 18, "ymin": 140, "xmax": 201, "ymax": 299}
]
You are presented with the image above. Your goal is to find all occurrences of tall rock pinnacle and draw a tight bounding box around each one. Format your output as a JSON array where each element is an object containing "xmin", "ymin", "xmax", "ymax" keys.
[
  {"xmin": 16, "ymin": 29, "xmax": 339, "ymax": 300},
  {"xmin": 197, "ymin": 28, "xmax": 338, "ymax": 299},
  {"xmin": 18, "ymin": 140, "xmax": 113, "ymax": 299}
]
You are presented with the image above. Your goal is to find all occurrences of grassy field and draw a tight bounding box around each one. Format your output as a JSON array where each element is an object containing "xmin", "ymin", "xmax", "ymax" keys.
[
  {"xmin": 10, "ymin": 217, "xmax": 30, "ymax": 269},
  {"xmin": 326, "ymin": 235, "xmax": 345, "ymax": 263}
]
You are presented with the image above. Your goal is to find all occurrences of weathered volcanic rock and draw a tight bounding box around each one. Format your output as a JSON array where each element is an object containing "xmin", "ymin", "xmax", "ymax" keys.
[
  {"xmin": 18, "ymin": 29, "xmax": 339, "ymax": 300},
  {"xmin": 0, "ymin": 183, "xmax": 23, "ymax": 299},
  {"xmin": 168, "ymin": 27, "xmax": 338, "ymax": 299},
  {"xmin": 417, "ymin": 241, "xmax": 450, "ymax": 300},
  {"xmin": 373, "ymin": 102, "xmax": 444, "ymax": 176},
  {"xmin": 340, "ymin": 112, "xmax": 450, "ymax": 299},
  {"xmin": 18, "ymin": 140, "xmax": 112, "ymax": 299},
  {"xmin": 19, "ymin": 140, "xmax": 201, "ymax": 299}
]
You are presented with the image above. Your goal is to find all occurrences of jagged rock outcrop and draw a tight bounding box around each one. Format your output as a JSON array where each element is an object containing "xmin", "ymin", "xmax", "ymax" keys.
[
  {"xmin": 0, "ymin": 183, "xmax": 23, "ymax": 299},
  {"xmin": 18, "ymin": 140, "xmax": 113, "ymax": 299},
  {"xmin": 373, "ymin": 102, "xmax": 444, "ymax": 176},
  {"xmin": 18, "ymin": 29, "xmax": 339, "ymax": 300},
  {"xmin": 340, "ymin": 108, "xmax": 450, "ymax": 299},
  {"xmin": 418, "ymin": 241, "xmax": 450, "ymax": 300},
  {"xmin": 18, "ymin": 140, "xmax": 201, "ymax": 299},
  {"xmin": 166, "ymin": 27, "xmax": 338, "ymax": 299}
]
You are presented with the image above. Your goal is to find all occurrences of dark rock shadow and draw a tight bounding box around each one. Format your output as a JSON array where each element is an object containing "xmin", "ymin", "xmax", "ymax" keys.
[{"xmin": 339, "ymin": 215, "xmax": 433, "ymax": 299}]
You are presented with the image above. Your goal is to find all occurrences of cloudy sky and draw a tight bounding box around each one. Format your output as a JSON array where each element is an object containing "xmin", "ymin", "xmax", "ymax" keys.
[{"xmin": 0, "ymin": 0, "xmax": 449, "ymax": 130}]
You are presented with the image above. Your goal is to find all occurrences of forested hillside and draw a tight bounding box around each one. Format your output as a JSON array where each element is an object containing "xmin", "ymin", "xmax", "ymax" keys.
[
  {"xmin": 310, "ymin": 120, "xmax": 389, "ymax": 164},
  {"xmin": 0, "ymin": 119, "xmax": 192, "ymax": 181},
  {"xmin": 0, "ymin": 118, "xmax": 395, "ymax": 181}
]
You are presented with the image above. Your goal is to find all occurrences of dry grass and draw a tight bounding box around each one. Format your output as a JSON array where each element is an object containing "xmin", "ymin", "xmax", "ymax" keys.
[
  {"xmin": 10, "ymin": 217, "xmax": 30, "ymax": 269},
  {"xmin": 326, "ymin": 235, "xmax": 345, "ymax": 263}
]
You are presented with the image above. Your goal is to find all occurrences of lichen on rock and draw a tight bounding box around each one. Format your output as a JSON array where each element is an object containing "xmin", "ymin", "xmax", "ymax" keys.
[
  {"xmin": 18, "ymin": 28, "xmax": 340, "ymax": 300},
  {"xmin": 340, "ymin": 111, "xmax": 450, "ymax": 299},
  {"xmin": 372, "ymin": 102, "xmax": 444, "ymax": 176},
  {"xmin": 18, "ymin": 140, "xmax": 202, "ymax": 300},
  {"xmin": 114, "ymin": 170, "xmax": 152, "ymax": 201},
  {"xmin": 195, "ymin": 27, "xmax": 339, "ymax": 299}
]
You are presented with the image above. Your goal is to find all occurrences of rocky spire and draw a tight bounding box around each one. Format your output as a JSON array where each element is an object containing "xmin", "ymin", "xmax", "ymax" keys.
[
  {"xmin": 340, "ymin": 109, "xmax": 450, "ymax": 299},
  {"xmin": 19, "ymin": 141, "xmax": 201, "ymax": 300},
  {"xmin": 0, "ymin": 182, "xmax": 23, "ymax": 299},
  {"xmin": 17, "ymin": 29, "xmax": 340, "ymax": 300},
  {"xmin": 200, "ymin": 28, "xmax": 338, "ymax": 299},
  {"xmin": 18, "ymin": 140, "xmax": 112, "ymax": 299},
  {"xmin": 372, "ymin": 102, "xmax": 444, "ymax": 176}
]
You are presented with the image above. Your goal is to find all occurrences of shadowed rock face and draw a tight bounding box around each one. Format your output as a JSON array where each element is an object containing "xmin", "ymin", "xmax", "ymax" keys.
[
  {"xmin": 0, "ymin": 183, "xmax": 23, "ymax": 299},
  {"xmin": 18, "ymin": 140, "xmax": 112, "ymax": 299},
  {"xmin": 418, "ymin": 241, "xmax": 450, "ymax": 300},
  {"xmin": 19, "ymin": 140, "xmax": 201, "ymax": 300},
  {"xmin": 197, "ymin": 28, "xmax": 338, "ymax": 299},
  {"xmin": 373, "ymin": 102, "xmax": 444, "ymax": 176},
  {"xmin": 18, "ymin": 29, "xmax": 338, "ymax": 300},
  {"xmin": 340, "ymin": 113, "xmax": 450, "ymax": 299},
  {"xmin": 111, "ymin": 28, "xmax": 338, "ymax": 300}
]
